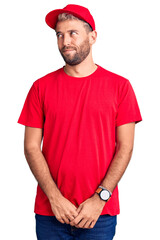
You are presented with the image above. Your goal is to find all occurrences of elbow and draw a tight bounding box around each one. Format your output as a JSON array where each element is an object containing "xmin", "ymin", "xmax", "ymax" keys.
[
  {"xmin": 24, "ymin": 144, "xmax": 41, "ymax": 157},
  {"xmin": 116, "ymin": 142, "xmax": 134, "ymax": 157}
]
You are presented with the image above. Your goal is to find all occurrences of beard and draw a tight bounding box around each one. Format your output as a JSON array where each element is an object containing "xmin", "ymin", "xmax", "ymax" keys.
[{"xmin": 59, "ymin": 38, "xmax": 91, "ymax": 66}]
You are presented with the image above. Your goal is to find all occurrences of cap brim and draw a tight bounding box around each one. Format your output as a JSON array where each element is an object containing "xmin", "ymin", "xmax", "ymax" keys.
[{"xmin": 45, "ymin": 9, "xmax": 89, "ymax": 30}]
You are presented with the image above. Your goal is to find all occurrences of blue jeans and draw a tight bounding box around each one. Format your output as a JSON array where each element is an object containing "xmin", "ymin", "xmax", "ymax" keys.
[{"xmin": 35, "ymin": 214, "xmax": 117, "ymax": 240}]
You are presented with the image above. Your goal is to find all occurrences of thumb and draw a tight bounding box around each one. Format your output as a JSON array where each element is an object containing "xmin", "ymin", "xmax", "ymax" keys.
[{"xmin": 76, "ymin": 204, "xmax": 83, "ymax": 214}]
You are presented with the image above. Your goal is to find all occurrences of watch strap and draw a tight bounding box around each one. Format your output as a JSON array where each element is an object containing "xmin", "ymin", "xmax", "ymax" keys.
[
  {"xmin": 95, "ymin": 187, "xmax": 103, "ymax": 194},
  {"xmin": 95, "ymin": 186, "xmax": 111, "ymax": 202},
  {"xmin": 99, "ymin": 185, "xmax": 112, "ymax": 195}
]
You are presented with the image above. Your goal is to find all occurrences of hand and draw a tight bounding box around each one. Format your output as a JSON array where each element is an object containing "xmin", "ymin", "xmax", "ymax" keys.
[
  {"xmin": 50, "ymin": 194, "xmax": 79, "ymax": 225},
  {"xmin": 70, "ymin": 193, "xmax": 106, "ymax": 229}
]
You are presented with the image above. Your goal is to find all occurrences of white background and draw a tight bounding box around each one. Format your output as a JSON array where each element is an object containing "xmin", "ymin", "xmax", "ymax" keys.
[{"xmin": 1, "ymin": 0, "xmax": 160, "ymax": 239}]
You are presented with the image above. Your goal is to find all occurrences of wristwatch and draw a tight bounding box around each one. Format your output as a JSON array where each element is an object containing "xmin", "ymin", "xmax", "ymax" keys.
[{"xmin": 95, "ymin": 186, "xmax": 112, "ymax": 202}]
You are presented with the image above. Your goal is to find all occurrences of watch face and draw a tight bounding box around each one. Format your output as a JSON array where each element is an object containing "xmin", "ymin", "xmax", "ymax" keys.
[{"xmin": 100, "ymin": 190, "xmax": 110, "ymax": 201}]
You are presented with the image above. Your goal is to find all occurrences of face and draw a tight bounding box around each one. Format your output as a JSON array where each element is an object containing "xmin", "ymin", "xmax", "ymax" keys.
[{"xmin": 55, "ymin": 20, "xmax": 92, "ymax": 66}]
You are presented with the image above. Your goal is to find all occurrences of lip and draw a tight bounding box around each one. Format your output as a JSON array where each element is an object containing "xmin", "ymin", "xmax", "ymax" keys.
[{"xmin": 63, "ymin": 49, "xmax": 75, "ymax": 52}]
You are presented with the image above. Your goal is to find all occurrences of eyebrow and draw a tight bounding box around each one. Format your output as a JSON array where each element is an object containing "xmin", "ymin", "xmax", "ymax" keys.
[{"xmin": 56, "ymin": 30, "xmax": 79, "ymax": 36}]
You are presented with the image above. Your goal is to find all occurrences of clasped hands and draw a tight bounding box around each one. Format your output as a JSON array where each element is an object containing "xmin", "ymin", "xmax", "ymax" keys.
[
  {"xmin": 70, "ymin": 193, "xmax": 105, "ymax": 229},
  {"xmin": 52, "ymin": 193, "xmax": 106, "ymax": 229}
]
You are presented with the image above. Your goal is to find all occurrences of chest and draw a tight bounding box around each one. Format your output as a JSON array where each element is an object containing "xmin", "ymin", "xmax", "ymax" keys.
[{"xmin": 43, "ymin": 78, "xmax": 118, "ymax": 122}]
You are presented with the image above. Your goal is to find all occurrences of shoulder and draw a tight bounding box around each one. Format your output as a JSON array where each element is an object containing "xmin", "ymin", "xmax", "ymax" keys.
[
  {"xmin": 33, "ymin": 67, "xmax": 63, "ymax": 88},
  {"xmin": 28, "ymin": 68, "xmax": 63, "ymax": 100},
  {"xmin": 98, "ymin": 65, "xmax": 129, "ymax": 85}
]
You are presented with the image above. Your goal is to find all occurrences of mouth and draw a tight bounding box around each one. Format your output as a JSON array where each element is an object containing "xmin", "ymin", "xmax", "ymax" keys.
[
  {"xmin": 63, "ymin": 49, "xmax": 75, "ymax": 53},
  {"xmin": 62, "ymin": 47, "xmax": 76, "ymax": 52}
]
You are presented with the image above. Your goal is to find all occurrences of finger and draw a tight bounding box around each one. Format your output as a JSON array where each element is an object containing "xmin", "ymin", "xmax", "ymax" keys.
[
  {"xmin": 71, "ymin": 211, "xmax": 79, "ymax": 219},
  {"xmin": 69, "ymin": 215, "xmax": 76, "ymax": 221},
  {"xmin": 74, "ymin": 211, "xmax": 79, "ymax": 217},
  {"xmin": 83, "ymin": 220, "xmax": 94, "ymax": 229},
  {"xmin": 77, "ymin": 219, "xmax": 88, "ymax": 228},
  {"xmin": 73, "ymin": 205, "xmax": 78, "ymax": 211},
  {"xmin": 66, "ymin": 210, "xmax": 78, "ymax": 221},
  {"xmin": 89, "ymin": 220, "xmax": 95, "ymax": 229},
  {"xmin": 61, "ymin": 215, "xmax": 70, "ymax": 224},
  {"xmin": 70, "ymin": 214, "xmax": 83, "ymax": 226},
  {"xmin": 69, "ymin": 209, "xmax": 79, "ymax": 220},
  {"xmin": 67, "ymin": 212, "xmax": 79, "ymax": 223},
  {"xmin": 65, "ymin": 217, "xmax": 71, "ymax": 224},
  {"xmin": 76, "ymin": 204, "xmax": 83, "ymax": 214},
  {"xmin": 56, "ymin": 217, "xmax": 65, "ymax": 224}
]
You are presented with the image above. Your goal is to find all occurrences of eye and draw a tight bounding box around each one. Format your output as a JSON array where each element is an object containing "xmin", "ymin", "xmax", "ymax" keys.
[
  {"xmin": 57, "ymin": 34, "xmax": 63, "ymax": 38},
  {"xmin": 71, "ymin": 31, "xmax": 77, "ymax": 36}
]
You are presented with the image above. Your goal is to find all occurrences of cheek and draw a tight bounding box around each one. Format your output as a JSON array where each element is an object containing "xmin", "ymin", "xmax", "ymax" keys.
[
  {"xmin": 57, "ymin": 40, "xmax": 63, "ymax": 49},
  {"xmin": 72, "ymin": 38, "xmax": 83, "ymax": 48}
]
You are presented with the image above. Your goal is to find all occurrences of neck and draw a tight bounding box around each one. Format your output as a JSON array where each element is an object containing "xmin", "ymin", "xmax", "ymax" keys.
[{"xmin": 63, "ymin": 53, "xmax": 97, "ymax": 78}]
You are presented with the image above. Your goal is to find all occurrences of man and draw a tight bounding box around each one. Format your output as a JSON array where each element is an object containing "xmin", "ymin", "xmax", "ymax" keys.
[{"xmin": 17, "ymin": 4, "xmax": 142, "ymax": 240}]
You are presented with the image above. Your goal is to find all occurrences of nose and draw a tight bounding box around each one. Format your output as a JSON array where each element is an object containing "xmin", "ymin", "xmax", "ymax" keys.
[{"xmin": 63, "ymin": 34, "xmax": 71, "ymax": 46}]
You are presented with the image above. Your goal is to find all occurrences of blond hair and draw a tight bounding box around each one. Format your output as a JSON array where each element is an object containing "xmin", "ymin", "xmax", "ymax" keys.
[{"xmin": 56, "ymin": 13, "xmax": 93, "ymax": 33}]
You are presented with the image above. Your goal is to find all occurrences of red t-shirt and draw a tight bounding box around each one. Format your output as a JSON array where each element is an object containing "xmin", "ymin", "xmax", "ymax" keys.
[{"xmin": 17, "ymin": 64, "xmax": 142, "ymax": 216}]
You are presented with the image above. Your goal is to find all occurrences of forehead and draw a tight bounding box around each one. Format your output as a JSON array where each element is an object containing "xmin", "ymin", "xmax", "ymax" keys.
[{"xmin": 55, "ymin": 19, "xmax": 85, "ymax": 33}]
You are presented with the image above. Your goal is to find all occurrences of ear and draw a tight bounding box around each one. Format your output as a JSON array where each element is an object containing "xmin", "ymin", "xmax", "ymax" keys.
[{"xmin": 89, "ymin": 30, "xmax": 97, "ymax": 45}]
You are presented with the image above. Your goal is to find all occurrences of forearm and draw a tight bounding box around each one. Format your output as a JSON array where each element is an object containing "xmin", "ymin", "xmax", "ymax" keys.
[
  {"xmin": 100, "ymin": 144, "xmax": 133, "ymax": 193},
  {"xmin": 24, "ymin": 148, "xmax": 62, "ymax": 203}
]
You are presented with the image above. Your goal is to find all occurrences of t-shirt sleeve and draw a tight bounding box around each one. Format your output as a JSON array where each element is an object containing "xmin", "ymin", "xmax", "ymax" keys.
[
  {"xmin": 115, "ymin": 79, "xmax": 142, "ymax": 127},
  {"xmin": 17, "ymin": 82, "xmax": 44, "ymax": 128}
]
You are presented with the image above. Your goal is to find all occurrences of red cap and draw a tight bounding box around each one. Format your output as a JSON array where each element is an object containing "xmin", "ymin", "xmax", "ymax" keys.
[{"xmin": 45, "ymin": 4, "xmax": 95, "ymax": 31}]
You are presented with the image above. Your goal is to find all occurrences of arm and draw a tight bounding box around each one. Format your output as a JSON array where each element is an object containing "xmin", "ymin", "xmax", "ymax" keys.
[
  {"xmin": 70, "ymin": 122, "xmax": 135, "ymax": 229},
  {"xmin": 24, "ymin": 126, "xmax": 78, "ymax": 223},
  {"xmin": 100, "ymin": 122, "xmax": 135, "ymax": 193}
]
